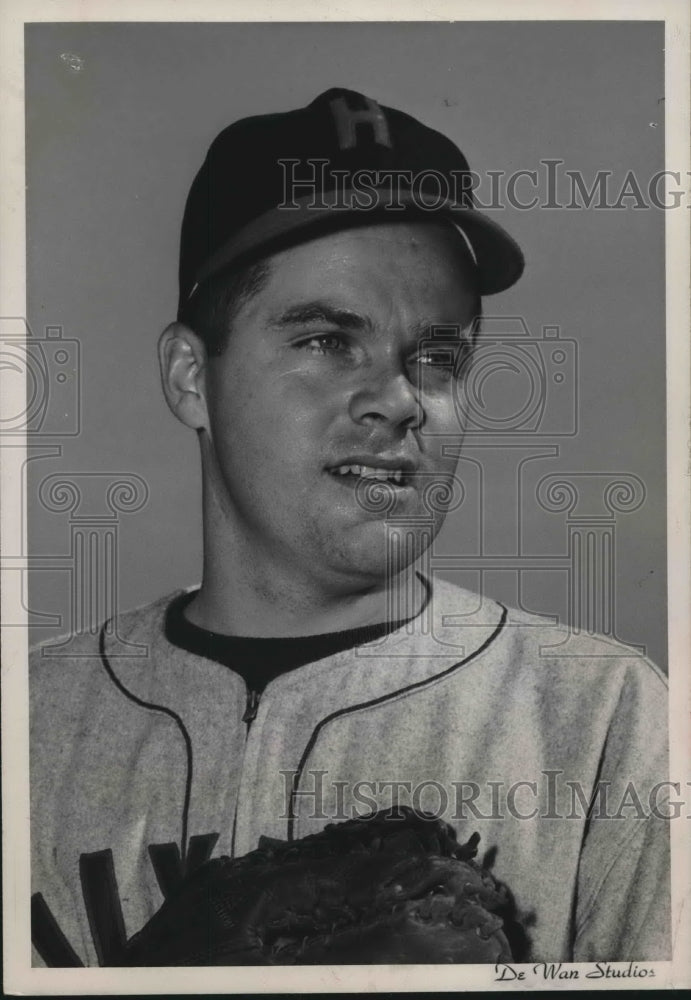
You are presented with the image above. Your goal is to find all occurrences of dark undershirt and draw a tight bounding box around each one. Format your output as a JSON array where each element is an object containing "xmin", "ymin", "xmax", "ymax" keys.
[{"xmin": 164, "ymin": 580, "xmax": 429, "ymax": 700}]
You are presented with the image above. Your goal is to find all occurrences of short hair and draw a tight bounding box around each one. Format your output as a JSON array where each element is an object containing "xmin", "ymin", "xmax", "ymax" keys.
[{"xmin": 178, "ymin": 258, "xmax": 271, "ymax": 357}]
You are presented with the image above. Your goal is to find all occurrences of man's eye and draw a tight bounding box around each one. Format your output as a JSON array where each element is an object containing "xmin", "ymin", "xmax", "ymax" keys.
[
  {"xmin": 415, "ymin": 340, "xmax": 473, "ymax": 379},
  {"xmin": 298, "ymin": 334, "xmax": 347, "ymax": 355},
  {"xmin": 419, "ymin": 350, "xmax": 455, "ymax": 367},
  {"xmin": 416, "ymin": 346, "xmax": 459, "ymax": 376}
]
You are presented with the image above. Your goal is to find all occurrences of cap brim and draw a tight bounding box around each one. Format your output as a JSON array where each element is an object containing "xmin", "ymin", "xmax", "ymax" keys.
[{"xmin": 190, "ymin": 191, "xmax": 524, "ymax": 301}]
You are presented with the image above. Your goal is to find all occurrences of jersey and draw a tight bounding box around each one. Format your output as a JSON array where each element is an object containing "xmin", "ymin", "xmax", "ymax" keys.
[{"xmin": 29, "ymin": 577, "xmax": 671, "ymax": 966}]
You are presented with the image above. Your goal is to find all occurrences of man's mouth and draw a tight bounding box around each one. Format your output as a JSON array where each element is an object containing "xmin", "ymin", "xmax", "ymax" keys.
[
  {"xmin": 329, "ymin": 464, "xmax": 407, "ymax": 484},
  {"xmin": 326, "ymin": 455, "xmax": 418, "ymax": 493}
]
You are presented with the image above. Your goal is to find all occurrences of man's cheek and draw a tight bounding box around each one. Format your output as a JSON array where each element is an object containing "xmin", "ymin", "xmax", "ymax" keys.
[
  {"xmin": 278, "ymin": 387, "xmax": 341, "ymax": 436},
  {"xmin": 422, "ymin": 411, "xmax": 465, "ymax": 454}
]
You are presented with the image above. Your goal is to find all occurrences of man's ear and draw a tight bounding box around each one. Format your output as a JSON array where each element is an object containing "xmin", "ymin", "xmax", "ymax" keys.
[{"xmin": 158, "ymin": 322, "xmax": 209, "ymax": 431}]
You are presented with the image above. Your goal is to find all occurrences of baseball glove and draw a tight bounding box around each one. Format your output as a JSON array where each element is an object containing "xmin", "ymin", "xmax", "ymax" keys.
[{"xmin": 121, "ymin": 807, "xmax": 520, "ymax": 966}]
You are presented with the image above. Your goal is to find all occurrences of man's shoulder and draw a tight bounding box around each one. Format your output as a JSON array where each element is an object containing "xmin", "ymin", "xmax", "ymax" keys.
[
  {"xmin": 429, "ymin": 575, "xmax": 667, "ymax": 690},
  {"xmin": 29, "ymin": 587, "xmax": 190, "ymax": 693}
]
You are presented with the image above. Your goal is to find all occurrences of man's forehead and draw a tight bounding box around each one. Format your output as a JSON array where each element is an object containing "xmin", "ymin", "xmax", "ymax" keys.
[
  {"xmin": 235, "ymin": 222, "xmax": 479, "ymax": 329},
  {"xmin": 248, "ymin": 217, "xmax": 480, "ymax": 296}
]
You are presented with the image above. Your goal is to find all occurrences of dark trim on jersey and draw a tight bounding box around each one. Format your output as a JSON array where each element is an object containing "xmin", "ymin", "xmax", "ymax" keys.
[
  {"xmin": 163, "ymin": 575, "xmax": 432, "ymax": 696},
  {"xmin": 98, "ymin": 624, "xmax": 194, "ymax": 863},
  {"xmin": 79, "ymin": 849, "xmax": 127, "ymax": 966},
  {"xmin": 285, "ymin": 603, "xmax": 509, "ymax": 841},
  {"xmin": 31, "ymin": 892, "xmax": 85, "ymax": 968}
]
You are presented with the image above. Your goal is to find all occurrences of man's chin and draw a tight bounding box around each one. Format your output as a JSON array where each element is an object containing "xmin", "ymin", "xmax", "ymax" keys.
[{"xmin": 324, "ymin": 520, "xmax": 432, "ymax": 586}]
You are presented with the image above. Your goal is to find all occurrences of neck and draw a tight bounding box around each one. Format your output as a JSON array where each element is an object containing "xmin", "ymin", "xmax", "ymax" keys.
[
  {"xmin": 186, "ymin": 553, "xmax": 426, "ymax": 638},
  {"xmin": 187, "ymin": 519, "xmax": 424, "ymax": 640}
]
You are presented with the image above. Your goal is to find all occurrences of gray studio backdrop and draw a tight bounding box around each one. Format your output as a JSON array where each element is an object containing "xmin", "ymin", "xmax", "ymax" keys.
[{"xmin": 24, "ymin": 21, "xmax": 667, "ymax": 670}]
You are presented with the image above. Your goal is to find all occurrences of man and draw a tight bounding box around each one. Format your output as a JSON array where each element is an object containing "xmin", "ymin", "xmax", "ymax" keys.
[{"xmin": 30, "ymin": 88, "xmax": 670, "ymax": 966}]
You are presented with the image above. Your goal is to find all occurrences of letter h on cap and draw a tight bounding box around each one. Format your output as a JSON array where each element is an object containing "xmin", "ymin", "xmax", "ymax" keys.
[{"xmin": 329, "ymin": 95, "xmax": 392, "ymax": 150}]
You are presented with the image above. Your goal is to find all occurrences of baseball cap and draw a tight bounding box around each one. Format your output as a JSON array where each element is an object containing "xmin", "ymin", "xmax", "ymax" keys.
[{"xmin": 178, "ymin": 88, "xmax": 525, "ymax": 315}]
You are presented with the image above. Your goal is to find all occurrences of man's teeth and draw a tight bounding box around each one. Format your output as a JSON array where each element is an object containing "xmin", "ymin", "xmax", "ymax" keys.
[{"xmin": 333, "ymin": 465, "xmax": 405, "ymax": 483}]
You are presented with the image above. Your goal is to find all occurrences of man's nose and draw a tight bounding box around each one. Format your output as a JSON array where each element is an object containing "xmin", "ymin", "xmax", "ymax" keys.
[{"xmin": 348, "ymin": 366, "xmax": 422, "ymax": 431}]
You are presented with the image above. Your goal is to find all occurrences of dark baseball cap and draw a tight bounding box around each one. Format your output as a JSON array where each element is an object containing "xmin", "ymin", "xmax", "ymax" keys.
[{"xmin": 178, "ymin": 88, "xmax": 525, "ymax": 315}]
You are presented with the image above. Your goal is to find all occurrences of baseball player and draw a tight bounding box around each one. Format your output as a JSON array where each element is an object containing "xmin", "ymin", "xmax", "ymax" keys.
[{"xmin": 30, "ymin": 88, "xmax": 671, "ymax": 966}]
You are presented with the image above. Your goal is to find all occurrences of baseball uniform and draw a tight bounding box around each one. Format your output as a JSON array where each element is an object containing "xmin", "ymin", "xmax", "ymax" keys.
[{"xmin": 30, "ymin": 576, "xmax": 671, "ymax": 965}]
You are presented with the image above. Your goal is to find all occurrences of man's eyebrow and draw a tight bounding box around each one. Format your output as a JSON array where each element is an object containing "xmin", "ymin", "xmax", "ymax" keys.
[
  {"xmin": 268, "ymin": 302, "xmax": 474, "ymax": 341},
  {"xmin": 268, "ymin": 302, "xmax": 371, "ymax": 332}
]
